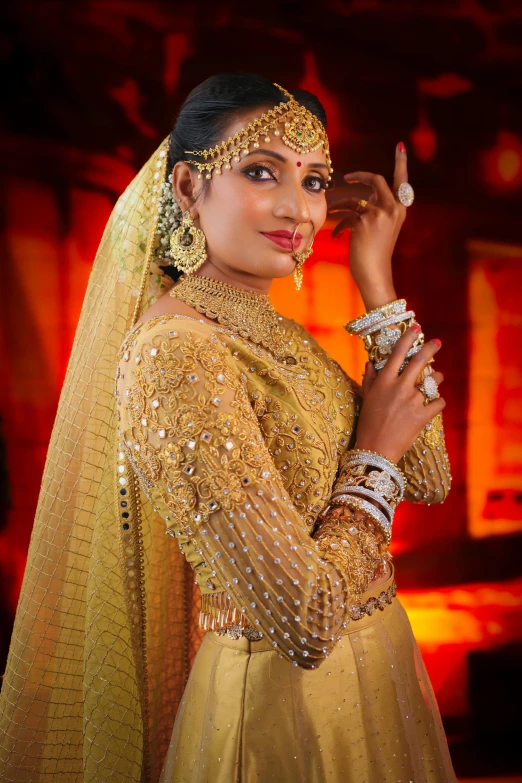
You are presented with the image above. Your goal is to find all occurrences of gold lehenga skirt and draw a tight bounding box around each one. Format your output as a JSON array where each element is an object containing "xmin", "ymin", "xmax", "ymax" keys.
[{"xmin": 160, "ymin": 568, "xmax": 457, "ymax": 783}]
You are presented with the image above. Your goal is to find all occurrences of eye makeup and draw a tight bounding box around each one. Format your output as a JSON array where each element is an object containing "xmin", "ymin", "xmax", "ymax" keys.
[{"xmin": 241, "ymin": 162, "xmax": 327, "ymax": 192}]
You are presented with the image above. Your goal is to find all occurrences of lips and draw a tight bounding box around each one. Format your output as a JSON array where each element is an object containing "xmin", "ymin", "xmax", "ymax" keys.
[{"xmin": 262, "ymin": 230, "xmax": 303, "ymax": 250}]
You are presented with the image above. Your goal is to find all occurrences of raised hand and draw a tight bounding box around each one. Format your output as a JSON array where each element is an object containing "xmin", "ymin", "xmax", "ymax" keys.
[
  {"xmin": 354, "ymin": 325, "xmax": 446, "ymax": 464},
  {"xmin": 328, "ymin": 142, "xmax": 410, "ymax": 311}
]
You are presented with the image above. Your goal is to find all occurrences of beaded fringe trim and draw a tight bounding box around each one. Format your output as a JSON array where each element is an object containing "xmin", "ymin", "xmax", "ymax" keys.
[
  {"xmin": 199, "ymin": 591, "xmax": 254, "ymax": 632},
  {"xmin": 199, "ymin": 583, "xmax": 397, "ymax": 641}
]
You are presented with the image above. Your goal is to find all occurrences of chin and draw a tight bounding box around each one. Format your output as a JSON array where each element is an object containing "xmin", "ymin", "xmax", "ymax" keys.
[{"xmin": 263, "ymin": 252, "xmax": 297, "ymax": 280}]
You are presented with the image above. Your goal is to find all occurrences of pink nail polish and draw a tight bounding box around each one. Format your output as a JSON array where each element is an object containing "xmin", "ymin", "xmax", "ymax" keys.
[
  {"xmin": 411, "ymin": 323, "xmax": 421, "ymax": 332},
  {"xmin": 432, "ymin": 338, "xmax": 442, "ymax": 347},
  {"xmin": 398, "ymin": 142, "xmax": 406, "ymax": 153}
]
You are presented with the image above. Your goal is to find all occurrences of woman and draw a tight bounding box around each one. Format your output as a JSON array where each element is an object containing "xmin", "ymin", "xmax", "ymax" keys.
[{"xmin": 0, "ymin": 73, "xmax": 456, "ymax": 782}]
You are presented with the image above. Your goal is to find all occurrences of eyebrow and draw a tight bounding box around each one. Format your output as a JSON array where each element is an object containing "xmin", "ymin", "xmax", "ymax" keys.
[{"xmin": 242, "ymin": 148, "xmax": 329, "ymax": 170}]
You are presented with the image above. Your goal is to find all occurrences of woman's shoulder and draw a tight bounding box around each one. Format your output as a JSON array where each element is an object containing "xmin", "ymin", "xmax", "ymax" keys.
[
  {"xmin": 116, "ymin": 313, "xmax": 243, "ymax": 395},
  {"xmin": 119, "ymin": 312, "xmax": 221, "ymax": 358}
]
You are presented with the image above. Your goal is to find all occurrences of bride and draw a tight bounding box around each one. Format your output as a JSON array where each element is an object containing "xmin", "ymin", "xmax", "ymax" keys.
[{"xmin": 0, "ymin": 72, "xmax": 456, "ymax": 782}]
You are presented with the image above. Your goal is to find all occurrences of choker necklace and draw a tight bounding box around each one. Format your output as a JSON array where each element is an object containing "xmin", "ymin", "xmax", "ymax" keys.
[{"xmin": 170, "ymin": 275, "xmax": 292, "ymax": 361}]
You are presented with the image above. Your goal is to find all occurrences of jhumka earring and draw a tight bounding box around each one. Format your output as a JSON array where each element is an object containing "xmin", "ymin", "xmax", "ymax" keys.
[
  {"xmin": 169, "ymin": 209, "xmax": 207, "ymax": 274},
  {"xmin": 292, "ymin": 223, "xmax": 315, "ymax": 291}
]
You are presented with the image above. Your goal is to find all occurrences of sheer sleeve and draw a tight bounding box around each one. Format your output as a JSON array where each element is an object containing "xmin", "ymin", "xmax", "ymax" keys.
[
  {"xmin": 397, "ymin": 417, "xmax": 452, "ymax": 504},
  {"xmin": 116, "ymin": 321, "xmax": 387, "ymax": 669}
]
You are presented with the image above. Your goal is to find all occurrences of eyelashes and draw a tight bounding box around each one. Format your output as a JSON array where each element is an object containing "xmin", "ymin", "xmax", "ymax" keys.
[{"xmin": 241, "ymin": 162, "xmax": 327, "ymax": 192}]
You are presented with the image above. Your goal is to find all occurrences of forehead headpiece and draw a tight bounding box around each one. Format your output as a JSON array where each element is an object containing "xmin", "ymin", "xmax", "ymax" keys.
[{"xmin": 183, "ymin": 83, "xmax": 333, "ymax": 185}]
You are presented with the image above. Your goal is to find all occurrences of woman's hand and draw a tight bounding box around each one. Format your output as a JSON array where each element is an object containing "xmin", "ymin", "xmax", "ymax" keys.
[
  {"xmin": 328, "ymin": 143, "xmax": 409, "ymax": 311},
  {"xmin": 354, "ymin": 326, "xmax": 446, "ymax": 464}
]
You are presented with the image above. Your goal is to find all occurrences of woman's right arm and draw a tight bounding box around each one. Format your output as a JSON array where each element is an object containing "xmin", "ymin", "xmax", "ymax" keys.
[{"xmin": 117, "ymin": 322, "xmax": 397, "ymax": 669}]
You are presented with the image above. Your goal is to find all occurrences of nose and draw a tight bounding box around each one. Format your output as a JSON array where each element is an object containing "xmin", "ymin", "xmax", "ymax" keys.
[{"xmin": 273, "ymin": 179, "xmax": 311, "ymax": 227}]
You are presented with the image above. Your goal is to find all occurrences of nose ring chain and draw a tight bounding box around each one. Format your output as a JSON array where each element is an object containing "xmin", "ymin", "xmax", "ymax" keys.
[{"xmin": 291, "ymin": 222, "xmax": 315, "ymax": 291}]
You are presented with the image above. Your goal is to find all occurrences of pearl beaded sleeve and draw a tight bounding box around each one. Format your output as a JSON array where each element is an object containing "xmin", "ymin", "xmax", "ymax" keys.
[{"xmin": 116, "ymin": 321, "xmax": 387, "ymax": 669}]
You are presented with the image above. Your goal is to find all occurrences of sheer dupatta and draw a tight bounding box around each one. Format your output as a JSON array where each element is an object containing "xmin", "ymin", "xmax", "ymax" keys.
[{"xmin": 0, "ymin": 139, "xmax": 193, "ymax": 782}]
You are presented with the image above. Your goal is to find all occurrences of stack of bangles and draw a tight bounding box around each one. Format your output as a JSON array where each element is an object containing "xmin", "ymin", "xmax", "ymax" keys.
[
  {"xmin": 343, "ymin": 298, "xmax": 440, "ymax": 405},
  {"xmin": 329, "ymin": 449, "xmax": 406, "ymax": 544}
]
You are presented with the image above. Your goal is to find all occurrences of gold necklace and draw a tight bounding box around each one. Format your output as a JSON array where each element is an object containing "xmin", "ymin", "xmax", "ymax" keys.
[{"xmin": 170, "ymin": 275, "xmax": 292, "ymax": 361}]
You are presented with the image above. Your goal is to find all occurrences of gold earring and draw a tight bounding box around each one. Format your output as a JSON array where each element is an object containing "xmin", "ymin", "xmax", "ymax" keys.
[{"xmin": 169, "ymin": 210, "xmax": 207, "ymax": 275}]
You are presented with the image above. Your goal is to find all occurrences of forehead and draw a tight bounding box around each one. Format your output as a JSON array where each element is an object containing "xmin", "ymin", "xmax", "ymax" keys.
[{"xmin": 222, "ymin": 105, "xmax": 328, "ymax": 165}]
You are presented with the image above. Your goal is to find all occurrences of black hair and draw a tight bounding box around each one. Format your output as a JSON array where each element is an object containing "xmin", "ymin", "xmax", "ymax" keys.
[{"xmin": 163, "ymin": 72, "xmax": 327, "ymax": 281}]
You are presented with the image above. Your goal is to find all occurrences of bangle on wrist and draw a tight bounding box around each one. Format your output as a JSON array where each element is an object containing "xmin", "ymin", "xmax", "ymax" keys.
[
  {"xmin": 344, "ymin": 298, "xmax": 426, "ymax": 372},
  {"xmin": 331, "ymin": 448, "xmax": 406, "ymax": 543},
  {"xmin": 344, "ymin": 299, "xmax": 407, "ymax": 336}
]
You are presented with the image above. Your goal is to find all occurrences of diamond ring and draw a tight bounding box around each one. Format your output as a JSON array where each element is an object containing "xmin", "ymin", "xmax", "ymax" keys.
[
  {"xmin": 417, "ymin": 375, "xmax": 439, "ymax": 404},
  {"xmin": 396, "ymin": 182, "xmax": 414, "ymax": 207}
]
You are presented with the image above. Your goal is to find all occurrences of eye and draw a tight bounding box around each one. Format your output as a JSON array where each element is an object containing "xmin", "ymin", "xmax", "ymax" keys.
[
  {"xmin": 306, "ymin": 174, "xmax": 327, "ymax": 192},
  {"xmin": 242, "ymin": 163, "xmax": 277, "ymax": 181}
]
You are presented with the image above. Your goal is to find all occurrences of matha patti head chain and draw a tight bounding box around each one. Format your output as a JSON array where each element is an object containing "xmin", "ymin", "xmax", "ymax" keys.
[{"xmin": 155, "ymin": 82, "xmax": 333, "ymax": 290}]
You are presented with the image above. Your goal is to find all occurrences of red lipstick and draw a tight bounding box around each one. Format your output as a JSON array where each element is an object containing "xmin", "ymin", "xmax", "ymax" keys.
[{"xmin": 262, "ymin": 230, "xmax": 302, "ymax": 250}]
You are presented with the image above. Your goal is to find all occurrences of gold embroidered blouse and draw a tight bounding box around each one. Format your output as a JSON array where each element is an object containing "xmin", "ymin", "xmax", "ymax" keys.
[{"xmin": 115, "ymin": 311, "xmax": 451, "ymax": 669}]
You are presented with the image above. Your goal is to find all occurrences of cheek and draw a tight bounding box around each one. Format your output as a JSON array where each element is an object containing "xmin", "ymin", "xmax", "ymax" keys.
[
  {"xmin": 230, "ymin": 183, "xmax": 273, "ymax": 221},
  {"xmin": 210, "ymin": 180, "xmax": 268, "ymax": 220},
  {"xmin": 311, "ymin": 196, "xmax": 328, "ymax": 228}
]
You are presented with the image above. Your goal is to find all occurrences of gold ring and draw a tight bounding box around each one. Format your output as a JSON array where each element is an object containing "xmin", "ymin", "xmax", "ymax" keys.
[{"xmin": 356, "ymin": 199, "xmax": 369, "ymax": 213}]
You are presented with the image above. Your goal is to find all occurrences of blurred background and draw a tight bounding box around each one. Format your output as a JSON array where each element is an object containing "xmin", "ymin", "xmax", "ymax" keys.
[{"xmin": 0, "ymin": 1, "xmax": 521, "ymax": 780}]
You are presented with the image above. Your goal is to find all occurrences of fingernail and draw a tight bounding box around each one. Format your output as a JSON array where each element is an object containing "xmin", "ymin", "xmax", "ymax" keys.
[
  {"xmin": 411, "ymin": 323, "xmax": 421, "ymax": 332},
  {"xmin": 398, "ymin": 141, "xmax": 406, "ymax": 153},
  {"xmin": 432, "ymin": 338, "xmax": 442, "ymax": 346}
]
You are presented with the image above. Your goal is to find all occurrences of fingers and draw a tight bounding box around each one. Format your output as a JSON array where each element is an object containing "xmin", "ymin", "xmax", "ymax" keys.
[
  {"xmin": 330, "ymin": 200, "xmax": 380, "ymax": 237},
  {"xmin": 421, "ymin": 395, "xmax": 446, "ymax": 421},
  {"xmin": 331, "ymin": 215, "xmax": 358, "ymax": 237},
  {"xmin": 381, "ymin": 325, "xmax": 422, "ymax": 377},
  {"xmin": 401, "ymin": 338, "xmax": 442, "ymax": 385},
  {"xmin": 393, "ymin": 141, "xmax": 409, "ymax": 196},
  {"xmin": 343, "ymin": 171, "xmax": 396, "ymax": 212},
  {"xmin": 327, "ymin": 192, "xmax": 378, "ymax": 211},
  {"xmin": 362, "ymin": 360, "xmax": 377, "ymax": 396}
]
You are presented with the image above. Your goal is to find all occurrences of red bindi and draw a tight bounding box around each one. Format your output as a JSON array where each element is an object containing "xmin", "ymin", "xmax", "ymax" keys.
[{"xmin": 296, "ymin": 161, "xmax": 302, "ymax": 167}]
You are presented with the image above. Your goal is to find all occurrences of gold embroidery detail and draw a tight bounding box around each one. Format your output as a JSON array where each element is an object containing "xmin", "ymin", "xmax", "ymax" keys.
[
  {"xmin": 422, "ymin": 412, "xmax": 444, "ymax": 449},
  {"xmin": 313, "ymin": 504, "xmax": 390, "ymax": 602}
]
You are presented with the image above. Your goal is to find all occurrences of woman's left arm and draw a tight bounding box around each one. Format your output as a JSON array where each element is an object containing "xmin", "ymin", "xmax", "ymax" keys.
[{"xmin": 329, "ymin": 142, "xmax": 451, "ymax": 504}]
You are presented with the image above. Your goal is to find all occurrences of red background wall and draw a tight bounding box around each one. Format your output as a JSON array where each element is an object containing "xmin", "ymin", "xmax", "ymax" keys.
[{"xmin": 1, "ymin": 2, "xmax": 521, "ymax": 779}]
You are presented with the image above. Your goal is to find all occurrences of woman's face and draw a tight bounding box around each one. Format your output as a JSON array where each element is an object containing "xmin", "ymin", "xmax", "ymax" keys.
[{"xmin": 172, "ymin": 106, "xmax": 329, "ymax": 291}]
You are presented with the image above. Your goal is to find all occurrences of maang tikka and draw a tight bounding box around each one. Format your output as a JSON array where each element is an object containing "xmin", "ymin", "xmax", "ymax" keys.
[{"xmin": 169, "ymin": 209, "xmax": 208, "ymax": 275}]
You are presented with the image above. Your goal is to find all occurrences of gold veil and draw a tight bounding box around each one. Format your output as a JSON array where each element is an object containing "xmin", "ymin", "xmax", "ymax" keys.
[{"xmin": 0, "ymin": 139, "xmax": 195, "ymax": 782}]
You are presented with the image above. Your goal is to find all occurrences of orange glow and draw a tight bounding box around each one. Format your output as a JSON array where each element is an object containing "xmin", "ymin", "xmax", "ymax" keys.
[
  {"xmin": 467, "ymin": 239, "xmax": 522, "ymax": 538},
  {"xmin": 482, "ymin": 130, "xmax": 522, "ymax": 191},
  {"xmin": 401, "ymin": 578, "xmax": 522, "ymax": 716}
]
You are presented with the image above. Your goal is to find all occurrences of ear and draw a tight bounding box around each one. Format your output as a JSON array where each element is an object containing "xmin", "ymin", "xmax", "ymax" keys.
[{"xmin": 172, "ymin": 162, "xmax": 200, "ymax": 218}]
